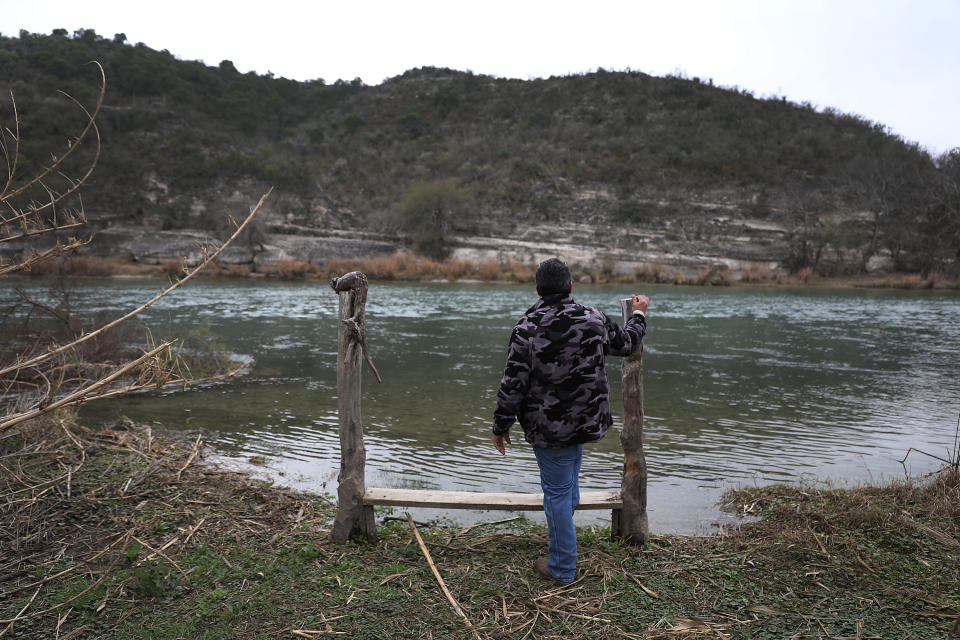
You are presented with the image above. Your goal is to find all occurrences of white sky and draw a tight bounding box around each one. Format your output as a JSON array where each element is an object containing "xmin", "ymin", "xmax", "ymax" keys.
[{"xmin": 1, "ymin": 0, "xmax": 958, "ymax": 155}]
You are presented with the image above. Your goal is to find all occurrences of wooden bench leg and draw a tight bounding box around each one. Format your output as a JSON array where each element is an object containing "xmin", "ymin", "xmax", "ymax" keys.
[
  {"xmin": 362, "ymin": 505, "xmax": 377, "ymax": 543},
  {"xmin": 611, "ymin": 508, "xmax": 622, "ymax": 541}
]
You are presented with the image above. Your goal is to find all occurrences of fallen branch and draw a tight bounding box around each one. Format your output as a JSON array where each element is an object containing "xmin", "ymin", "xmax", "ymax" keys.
[
  {"xmin": 455, "ymin": 516, "xmax": 521, "ymax": 538},
  {"xmin": 176, "ymin": 434, "xmax": 203, "ymax": 482},
  {"xmin": 534, "ymin": 603, "xmax": 613, "ymax": 623},
  {"xmin": 626, "ymin": 573, "xmax": 661, "ymax": 599},
  {"xmin": 406, "ymin": 512, "xmax": 482, "ymax": 640},
  {"xmin": 378, "ymin": 567, "xmax": 416, "ymax": 586},
  {"xmin": 901, "ymin": 513, "xmax": 960, "ymax": 551},
  {"xmin": 0, "ymin": 587, "xmax": 40, "ymax": 638}
]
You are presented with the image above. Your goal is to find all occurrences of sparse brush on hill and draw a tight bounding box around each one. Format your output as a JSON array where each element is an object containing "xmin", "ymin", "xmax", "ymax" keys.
[{"xmin": 1, "ymin": 29, "xmax": 958, "ymax": 276}]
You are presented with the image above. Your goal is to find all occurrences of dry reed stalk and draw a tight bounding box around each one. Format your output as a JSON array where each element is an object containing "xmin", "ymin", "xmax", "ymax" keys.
[
  {"xmin": 0, "ymin": 587, "xmax": 40, "ymax": 638},
  {"xmin": 0, "ymin": 341, "xmax": 174, "ymax": 432},
  {"xmin": 405, "ymin": 513, "xmax": 482, "ymax": 640},
  {"xmin": 533, "ymin": 603, "xmax": 613, "ymax": 623},
  {"xmin": 0, "ymin": 532, "xmax": 129, "ymax": 626},
  {"xmin": 0, "ymin": 237, "xmax": 92, "ymax": 277},
  {"xmin": 176, "ymin": 434, "xmax": 203, "ymax": 481}
]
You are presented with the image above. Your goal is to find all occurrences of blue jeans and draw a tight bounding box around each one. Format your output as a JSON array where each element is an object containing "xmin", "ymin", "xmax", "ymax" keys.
[{"xmin": 533, "ymin": 444, "xmax": 583, "ymax": 582}]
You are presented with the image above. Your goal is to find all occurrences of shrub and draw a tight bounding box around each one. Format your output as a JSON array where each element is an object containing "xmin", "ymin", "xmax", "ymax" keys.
[
  {"xmin": 340, "ymin": 113, "xmax": 364, "ymax": 134},
  {"xmin": 308, "ymin": 125, "xmax": 325, "ymax": 145},
  {"xmin": 399, "ymin": 179, "xmax": 469, "ymax": 260},
  {"xmin": 740, "ymin": 265, "xmax": 778, "ymax": 283},
  {"xmin": 476, "ymin": 260, "xmax": 501, "ymax": 281},
  {"xmin": 161, "ymin": 259, "xmax": 185, "ymax": 278},
  {"xmin": 614, "ymin": 199, "xmax": 650, "ymax": 223},
  {"xmin": 397, "ymin": 111, "xmax": 429, "ymax": 139}
]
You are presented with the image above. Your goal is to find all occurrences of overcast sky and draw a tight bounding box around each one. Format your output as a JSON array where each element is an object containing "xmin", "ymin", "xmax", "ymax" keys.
[{"xmin": 1, "ymin": 0, "xmax": 958, "ymax": 155}]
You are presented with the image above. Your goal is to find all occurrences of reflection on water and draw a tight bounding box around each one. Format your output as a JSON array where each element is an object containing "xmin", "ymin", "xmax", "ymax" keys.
[{"xmin": 11, "ymin": 278, "xmax": 953, "ymax": 533}]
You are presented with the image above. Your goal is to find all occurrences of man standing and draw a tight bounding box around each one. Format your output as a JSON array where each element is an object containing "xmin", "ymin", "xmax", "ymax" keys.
[{"xmin": 492, "ymin": 258, "xmax": 648, "ymax": 583}]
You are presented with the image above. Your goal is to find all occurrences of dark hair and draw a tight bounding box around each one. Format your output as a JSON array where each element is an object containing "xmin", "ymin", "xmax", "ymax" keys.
[{"xmin": 535, "ymin": 258, "xmax": 571, "ymax": 296}]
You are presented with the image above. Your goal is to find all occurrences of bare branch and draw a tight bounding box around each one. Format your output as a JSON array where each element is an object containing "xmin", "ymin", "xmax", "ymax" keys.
[
  {"xmin": 0, "ymin": 92, "xmax": 20, "ymax": 198},
  {"xmin": 0, "ymin": 220, "xmax": 87, "ymax": 245},
  {"xmin": 0, "ymin": 62, "xmax": 105, "ymax": 203},
  {"xmin": 0, "ymin": 236, "xmax": 91, "ymax": 276},
  {"xmin": 0, "ymin": 189, "xmax": 273, "ymax": 378}
]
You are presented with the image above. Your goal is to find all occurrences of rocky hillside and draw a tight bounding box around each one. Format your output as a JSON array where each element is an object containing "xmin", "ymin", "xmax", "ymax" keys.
[{"xmin": 2, "ymin": 29, "xmax": 958, "ymax": 278}]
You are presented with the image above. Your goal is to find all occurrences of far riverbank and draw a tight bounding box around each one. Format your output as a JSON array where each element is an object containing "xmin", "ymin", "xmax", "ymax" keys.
[{"xmin": 15, "ymin": 252, "xmax": 960, "ymax": 290}]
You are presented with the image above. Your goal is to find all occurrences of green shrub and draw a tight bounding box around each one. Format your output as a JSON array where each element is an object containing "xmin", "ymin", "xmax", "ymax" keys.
[{"xmin": 400, "ymin": 178, "xmax": 468, "ymax": 259}]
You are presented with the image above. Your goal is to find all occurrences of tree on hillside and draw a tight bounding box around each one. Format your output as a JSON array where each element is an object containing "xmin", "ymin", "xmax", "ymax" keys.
[
  {"xmin": 778, "ymin": 174, "xmax": 833, "ymax": 273},
  {"xmin": 844, "ymin": 130, "xmax": 933, "ymax": 270},
  {"xmin": 925, "ymin": 148, "xmax": 960, "ymax": 273},
  {"xmin": 399, "ymin": 178, "xmax": 468, "ymax": 259}
]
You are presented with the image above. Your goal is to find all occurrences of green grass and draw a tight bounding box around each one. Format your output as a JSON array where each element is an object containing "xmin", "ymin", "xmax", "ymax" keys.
[{"xmin": 2, "ymin": 418, "xmax": 957, "ymax": 638}]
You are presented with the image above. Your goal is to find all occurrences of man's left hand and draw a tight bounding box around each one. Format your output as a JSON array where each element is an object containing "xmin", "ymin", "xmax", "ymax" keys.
[
  {"xmin": 631, "ymin": 294, "xmax": 649, "ymax": 314},
  {"xmin": 493, "ymin": 433, "xmax": 511, "ymax": 455}
]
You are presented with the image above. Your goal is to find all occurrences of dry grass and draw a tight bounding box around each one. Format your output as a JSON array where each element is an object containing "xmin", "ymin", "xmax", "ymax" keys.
[
  {"xmin": 794, "ymin": 267, "xmax": 816, "ymax": 284},
  {"xmin": 258, "ymin": 259, "xmax": 322, "ymax": 280},
  {"xmin": 321, "ymin": 253, "xmax": 532, "ymax": 283},
  {"xmin": 0, "ymin": 413, "xmax": 336, "ymax": 638},
  {"xmin": 21, "ymin": 255, "xmax": 154, "ymax": 277},
  {"xmin": 739, "ymin": 264, "xmax": 780, "ymax": 283},
  {"xmin": 160, "ymin": 259, "xmax": 185, "ymax": 279},
  {"xmin": 870, "ymin": 271, "xmax": 942, "ymax": 289},
  {"xmin": 729, "ymin": 466, "xmax": 960, "ymax": 548},
  {"xmin": 694, "ymin": 266, "xmax": 733, "ymax": 286},
  {"xmin": 213, "ymin": 262, "xmax": 252, "ymax": 277}
]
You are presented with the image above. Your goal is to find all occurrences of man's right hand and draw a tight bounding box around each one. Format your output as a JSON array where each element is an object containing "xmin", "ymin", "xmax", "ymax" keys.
[
  {"xmin": 493, "ymin": 432, "xmax": 511, "ymax": 455},
  {"xmin": 631, "ymin": 294, "xmax": 650, "ymax": 314}
]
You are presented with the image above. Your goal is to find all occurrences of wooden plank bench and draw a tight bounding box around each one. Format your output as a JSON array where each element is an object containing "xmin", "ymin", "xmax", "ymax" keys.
[{"xmin": 363, "ymin": 488, "xmax": 624, "ymax": 537}]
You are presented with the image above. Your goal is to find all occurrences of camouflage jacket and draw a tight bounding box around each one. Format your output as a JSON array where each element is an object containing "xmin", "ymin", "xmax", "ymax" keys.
[{"xmin": 492, "ymin": 293, "xmax": 646, "ymax": 448}]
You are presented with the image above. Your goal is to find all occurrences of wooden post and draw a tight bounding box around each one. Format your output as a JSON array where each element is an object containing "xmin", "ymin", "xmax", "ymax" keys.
[
  {"xmin": 330, "ymin": 271, "xmax": 377, "ymax": 544},
  {"xmin": 618, "ymin": 343, "xmax": 648, "ymax": 544}
]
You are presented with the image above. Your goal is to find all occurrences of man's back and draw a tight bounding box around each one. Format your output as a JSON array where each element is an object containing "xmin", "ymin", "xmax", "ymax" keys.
[{"xmin": 493, "ymin": 291, "xmax": 645, "ymax": 448}]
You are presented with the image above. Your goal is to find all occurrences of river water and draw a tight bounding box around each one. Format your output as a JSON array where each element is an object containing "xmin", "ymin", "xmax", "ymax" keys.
[{"xmin": 11, "ymin": 278, "xmax": 957, "ymax": 533}]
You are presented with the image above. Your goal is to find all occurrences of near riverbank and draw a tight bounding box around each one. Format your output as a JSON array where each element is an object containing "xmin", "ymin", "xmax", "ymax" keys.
[{"xmin": 2, "ymin": 415, "xmax": 957, "ymax": 639}]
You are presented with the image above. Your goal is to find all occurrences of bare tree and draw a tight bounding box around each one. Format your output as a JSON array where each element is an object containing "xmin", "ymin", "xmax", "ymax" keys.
[
  {"xmin": 926, "ymin": 148, "xmax": 960, "ymax": 274},
  {"xmin": 844, "ymin": 133, "xmax": 932, "ymax": 271}
]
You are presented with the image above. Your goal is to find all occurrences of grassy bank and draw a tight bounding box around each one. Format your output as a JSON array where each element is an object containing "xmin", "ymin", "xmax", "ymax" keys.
[
  {"xmin": 2, "ymin": 416, "xmax": 957, "ymax": 639},
  {"xmin": 19, "ymin": 252, "xmax": 960, "ymax": 289}
]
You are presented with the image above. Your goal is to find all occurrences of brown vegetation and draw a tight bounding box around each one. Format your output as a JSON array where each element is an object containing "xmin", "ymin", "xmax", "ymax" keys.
[
  {"xmin": 321, "ymin": 253, "xmax": 530, "ymax": 283},
  {"xmin": 866, "ymin": 271, "xmax": 944, "ymax": 289}
]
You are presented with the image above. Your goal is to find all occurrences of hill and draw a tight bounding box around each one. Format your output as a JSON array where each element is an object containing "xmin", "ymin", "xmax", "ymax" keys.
[{"xmin": 2, "ymin": 28, "xmax": 958, "ymax": 279}]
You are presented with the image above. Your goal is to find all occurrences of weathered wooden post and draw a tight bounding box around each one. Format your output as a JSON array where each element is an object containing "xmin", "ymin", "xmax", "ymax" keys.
[
  {"xmin": 618, "ymin": 342, "xmax": 648, "ymax": 544},
  {"xmin": 330, "ymin": 271, "xmax": 380, "ymax": 543}
]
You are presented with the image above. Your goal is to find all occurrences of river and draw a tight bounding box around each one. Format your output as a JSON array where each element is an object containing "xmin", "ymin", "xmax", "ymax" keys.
[{"xmin": 9, "ymin": 278, "xmax": 957, "ymax": 533}]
